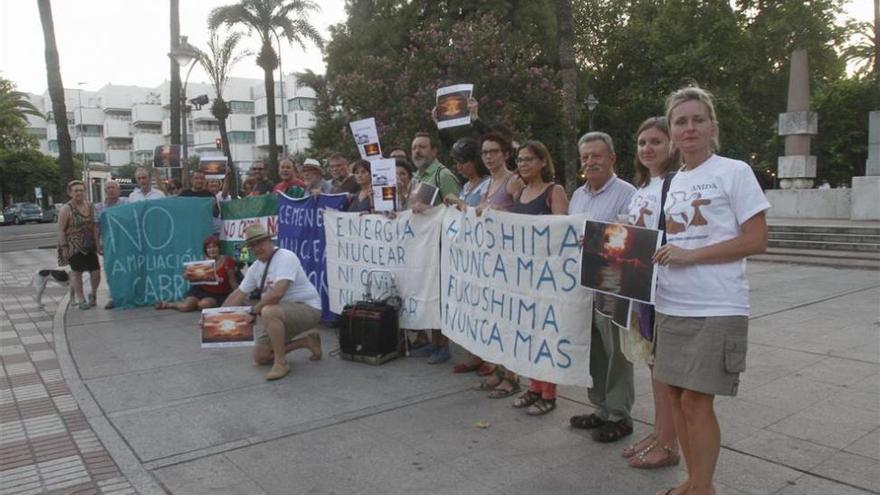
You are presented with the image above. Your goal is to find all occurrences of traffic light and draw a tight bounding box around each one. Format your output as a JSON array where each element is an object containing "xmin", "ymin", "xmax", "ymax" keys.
[{"xmin": 215, "ymin": 138, "xmax": 222, "ymax": 150}]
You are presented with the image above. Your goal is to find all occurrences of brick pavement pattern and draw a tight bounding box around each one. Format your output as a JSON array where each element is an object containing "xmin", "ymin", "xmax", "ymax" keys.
[{"xmin": 0, "ymin": 250, "xmax": 136, "ymax": 495}]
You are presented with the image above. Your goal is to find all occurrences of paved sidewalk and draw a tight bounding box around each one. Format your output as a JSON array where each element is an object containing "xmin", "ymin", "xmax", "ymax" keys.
[
  {"xmin": 2, "ymin": 249, "xmax": 879, "ymax": 494},
  {"xmin": 0, "ymin": 249, "xmax": 136, "ymax": 494}
]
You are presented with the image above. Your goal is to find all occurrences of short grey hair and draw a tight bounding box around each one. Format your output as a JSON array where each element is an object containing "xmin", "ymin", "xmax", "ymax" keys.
[
  {"xmin": 135, "ymin": 167, "xmax": 150, "ymax": 178},
  {"xmin": 577, "ymin": 132, "xmax": 615, "ymax": 155}
]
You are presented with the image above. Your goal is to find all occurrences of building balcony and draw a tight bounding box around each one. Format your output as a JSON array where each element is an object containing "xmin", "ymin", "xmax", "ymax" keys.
[
  {"xmin": 107, "ymin": 149, "xmax": 133, "ymax": 166},
  {"xmin": 192, "ymin": 130, "xmax": 219, "ymax": 148},
  {"xmin": 103, "ymin": 120, "xmax": 131, "ymax": 139},
  {"xmin": 254, "ymin": 127, "xmax": 283, "ymax": 147},
  {"xmin": 75, "ymin": 107, "xmax": 103, "ymax": 126},
  {"xmin": 228, "ymin": 114, "xmax": 252, "ymax": 131},
  {"xmin": 288, "ymin": 110, "xmax": 316, "ymax": 130},
  {"xmin": 133, "ymin": 133, "xmax": 165, "ymax": 152},
  {"xmin": 132, "ymin": 104, "xmax": 163, "ymax": 124},
  {"xmin": 190, "ymin": 106, "xmax": 217, "ymax": 122}
]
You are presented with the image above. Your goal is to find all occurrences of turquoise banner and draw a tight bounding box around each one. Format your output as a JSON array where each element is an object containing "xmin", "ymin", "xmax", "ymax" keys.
[{"xmin": 100, "ymin": 198, "xmax": 214, "ymax": 308}]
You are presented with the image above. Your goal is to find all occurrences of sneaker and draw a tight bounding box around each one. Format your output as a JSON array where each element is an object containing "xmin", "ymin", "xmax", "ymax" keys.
[
  {"xmin": 427, "ymin": 346, "xmax": 451, "ymax": 364},
  {"xmin": 409, "ymin": 344, "xmax": 437, "ymax": 358},
  {"xmin": 77, "ymin": 300, "xmax": 90, "ymax": 310}
]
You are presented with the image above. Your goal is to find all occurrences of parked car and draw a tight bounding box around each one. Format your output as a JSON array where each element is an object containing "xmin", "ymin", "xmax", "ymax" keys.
[
  {"xmin": 0, "ymin": 211, "xmax": 5, "ymax": 225},
  {"xmin": 42, "ymin": 203, "xmax": 64, "ymax": 223},
  {"xmin": 3, "ymin": 203, "xmax": 44, "ymax": 225}
]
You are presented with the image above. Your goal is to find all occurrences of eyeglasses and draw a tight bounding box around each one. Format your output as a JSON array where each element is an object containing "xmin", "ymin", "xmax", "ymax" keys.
[
  {"xmin": 481, "ymin": 149, "xmax": 502, "ymax": 157},
  {"xmin": 516, "ymin": 156, "xmax": 539, "ymax": 165}
]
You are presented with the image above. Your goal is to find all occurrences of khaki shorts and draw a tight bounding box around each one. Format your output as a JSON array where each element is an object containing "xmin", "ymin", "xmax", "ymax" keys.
[
  {"xmin": 256, "ymin": 302, "xmax": 321, "ymax": 346},
  {"xmin": 653, "ymin": 312, "xmax": 748, "ymax": 396}
]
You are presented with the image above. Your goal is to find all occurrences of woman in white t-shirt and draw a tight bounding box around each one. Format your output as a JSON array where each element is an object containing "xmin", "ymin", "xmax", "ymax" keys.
[
  {"xmin": 620, "ymin": 117, "xmax": 680, "ymax": 471},
  {"xmin": 652, "ymin": 86, "xmax": 769, "ymax": 495}
]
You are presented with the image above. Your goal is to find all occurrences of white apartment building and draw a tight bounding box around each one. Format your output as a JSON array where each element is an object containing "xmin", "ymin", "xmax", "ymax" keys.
[{"xmin": 27, "ymin": 74, "xmax": 318, "ymax": 175}]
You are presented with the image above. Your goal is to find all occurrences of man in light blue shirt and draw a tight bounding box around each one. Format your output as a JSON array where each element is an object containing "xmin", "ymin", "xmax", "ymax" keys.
[
  {"xmin": 128, "ymin": 167, "xmax": 166, "ymax": 202},
  {"xmin": 568, "ymin": 132, "xmax": 637, "ymax": 443}
]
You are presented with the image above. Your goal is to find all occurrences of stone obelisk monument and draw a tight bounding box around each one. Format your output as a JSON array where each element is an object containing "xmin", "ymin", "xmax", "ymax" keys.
[
  {"xmin": 851, "ymin": 111, "xmax": 880, "ymax": 220},
  {"xmin": 777, "ymin": 48, "xmax": 818, "ymax": 189}
]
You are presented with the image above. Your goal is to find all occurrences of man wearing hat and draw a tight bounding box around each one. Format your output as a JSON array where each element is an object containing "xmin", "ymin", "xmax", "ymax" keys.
[
  {"xmin": 217, "ymin": 224, "xmax": 322, "ymax": 380},
  {"xmin": 301, "ymin": 158, "xmax": 333, "ymax": 194}
]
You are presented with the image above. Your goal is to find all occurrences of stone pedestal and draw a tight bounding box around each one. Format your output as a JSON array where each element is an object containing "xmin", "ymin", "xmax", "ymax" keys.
[
  {"xmin": 765, "ymin": 189, "xmax": 851, "ymax": 219},
  {"xmin": 851, "ymin": 176, "xmax": 880, "ymax": 221},
  {"xmin": 777, "ymin": 49, "xmax": 817, "ymax": 189},
  {"xmin": 866, "ymin": 111, "xmax": 880, "ymax": 176}
]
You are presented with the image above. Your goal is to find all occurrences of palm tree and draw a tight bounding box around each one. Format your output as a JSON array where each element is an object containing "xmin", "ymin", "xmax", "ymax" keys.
[
  {"xmin": 196, "ymin": 30, "xmax": 252, "ymax": 195},
  {"xmin": 37, "ymin": 0, "xmax": 74, "ymax": 189},
  {"xmin": 209, "ymin": 0, "xmax": 323, "ymax": 180},
  {"xmin": 0, "ymin": 77, "xmax": 43, "ymax": 151}
]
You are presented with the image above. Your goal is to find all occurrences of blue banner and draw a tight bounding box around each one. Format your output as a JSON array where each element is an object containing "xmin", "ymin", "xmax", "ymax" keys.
[
  {"xmin": 101, "ymin": 198, "xmax": 215, "ymax": 308},
  {"xmin": 277, "ymin": 193, "xmax": 348, "ymax": 320}
]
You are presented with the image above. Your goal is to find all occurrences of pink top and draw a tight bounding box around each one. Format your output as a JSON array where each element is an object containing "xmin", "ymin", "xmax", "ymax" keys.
[{"xmin": 485, "ymin": 173, "xmax": 515, "ymax": 211}]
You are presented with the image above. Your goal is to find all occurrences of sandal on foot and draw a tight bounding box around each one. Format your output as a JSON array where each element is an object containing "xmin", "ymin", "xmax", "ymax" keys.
[
  {"xmin": 592, "ymin": 419, "xmax": 634, "ymax": 443},
  {"xmin": 77, "ymin": 300, "xmax": 90, "ymax": 310},
  {"xmin": 307, "ymin": 333, "xmax": 322, "ymax": 361},
  {"xmin": 154, "ymin": 301, "xmax": 173, "ymax": 310},
  {"xmin": 622, "ymin": 432, "xmax": 657, "ymax": 458},
  {"xmin": 526, "ymin": 398, "xmax": 557, "ymax": 416},
  {"xmin": 512, "ymin": 390, "xmax": 541, "ymax": 408},
  {"xmin": 629, "ymin": 442, "xmax": 680, "ymax": 469},
  {"xmin": 487, "ymin": 380, "xmax": 520, "ymax": 399},
  {"xmin": 474, "ymin": 375, "xmax": 503, "ymax": 391},
  {"xmin": 570, "ymin": 413, "xmax": 607, "ymax": 430},
  {"xmin": 452, "ymin": 360, "xmax": 483, "ymax": 373},
  {"xmin": 88, "ymin": 294, "xmax": 97, "ymax": 307}
]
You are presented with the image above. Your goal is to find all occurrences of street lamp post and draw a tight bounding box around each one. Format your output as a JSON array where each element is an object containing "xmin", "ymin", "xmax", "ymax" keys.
[
  {"xmin": 273, "ymin": 29, "xmax": 288, "ymax": 159},
  {"xmin": 169, "ymin": 36, "xmax": 200, "ymax": 188},
  {"xmin": 586, "ymin": 94, "xmax": 599, "ymax": 132},
  {"xmin": 76, "ymin": 82, "xmax": 90, "ymax": 201}
]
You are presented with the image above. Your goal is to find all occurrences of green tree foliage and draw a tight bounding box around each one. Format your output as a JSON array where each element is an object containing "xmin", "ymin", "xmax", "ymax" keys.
[
  {"xmin": 0, "ymin": 149, "xmax": 57, "ymax": 200},
  {"xmin": 316, "ymin": 0, "xmax": 561, "ymax": 165},
  {"xmin": 0, "ymin": 77, "xmax": 40, "ymax": 151}
]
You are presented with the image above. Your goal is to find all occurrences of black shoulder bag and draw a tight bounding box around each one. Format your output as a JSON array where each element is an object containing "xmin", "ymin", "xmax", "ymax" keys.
[{"xmin": 250, "ymin": 248, "xmax": 278, "ymax": 301}]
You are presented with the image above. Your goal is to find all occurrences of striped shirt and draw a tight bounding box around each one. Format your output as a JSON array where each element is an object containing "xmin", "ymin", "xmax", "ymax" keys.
[{"xmin": 568, "ymin": 175, "xmax": 636, "ymax": 221}]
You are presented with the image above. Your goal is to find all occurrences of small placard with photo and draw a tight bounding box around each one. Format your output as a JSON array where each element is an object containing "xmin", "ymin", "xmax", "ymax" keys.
[
  {"xmin": 201, "ymin": 306, "xmax": 255, "ymax": 348},
  {"xmin": 183, "ymin": 260, "xmax": 218, "ymax": 285}
]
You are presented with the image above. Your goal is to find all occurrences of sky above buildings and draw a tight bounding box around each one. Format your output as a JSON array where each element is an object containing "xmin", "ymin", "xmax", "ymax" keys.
[
  {"xmin": 0, "ymin": 0, "xmax": 874, "ymax": 95},
  {"xmin": 0, "ymin": 0, "xmax": 346, "ymax": 94}
]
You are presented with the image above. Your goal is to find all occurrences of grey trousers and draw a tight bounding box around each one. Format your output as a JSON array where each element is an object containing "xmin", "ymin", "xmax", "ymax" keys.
[{"xmin": 588, "ymin": 310, "xmax": 634, "ymax": 424}]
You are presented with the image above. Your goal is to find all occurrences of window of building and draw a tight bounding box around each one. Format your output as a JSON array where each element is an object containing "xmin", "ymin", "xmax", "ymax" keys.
[
  {"xmin": 48, "ymin": 140, "xmax": 59, "ymax": 153},
  {"xmin": 227, "ymin": 131, "xmax": 255, "ymax": 144},
  {"xmin": 289, "ymin": 97, "xmax": 317, "ymax": 112},
  {"xmin": 254, "ymin": 115, "xmax": 284, "ymax": 128},
  {"xmin": 229, "ymin": 100, "xmax": 255, "ymax": 114}
]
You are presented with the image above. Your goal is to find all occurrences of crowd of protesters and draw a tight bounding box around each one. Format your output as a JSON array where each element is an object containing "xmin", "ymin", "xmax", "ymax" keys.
[{"xmin": 58, "ymin": 84, "xmax": 767, "ymax": 495}]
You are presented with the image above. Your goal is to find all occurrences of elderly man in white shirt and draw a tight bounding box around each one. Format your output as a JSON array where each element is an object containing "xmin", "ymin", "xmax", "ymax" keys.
[
  {"xmin": 568, "ymin": 132, "xmax": 638, "ymax": 444},
  {"xmin": 128, "ymin": 167, "xmax": 166, "ymax": 202}
]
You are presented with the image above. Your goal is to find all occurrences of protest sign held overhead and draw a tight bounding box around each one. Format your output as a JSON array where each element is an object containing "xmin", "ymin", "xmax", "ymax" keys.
[
  {"xmin": 579, "ymin": 220, "xmax": 661, "ymax": 305},
  {"xmin": 276, "ymin": 193, "xmax": 349, "ymax": 320},
  {"xmin": 369, "ymin": 158, "xmax": 397, "ymax": 212},
  {"xmin": 435, "ymin": 84, "xmax": 473, "ymax": 129},
  {"xmin": 441, "ymin": 208, "xmax": 592, "ymax": 386},
  {"xmin": 325, "ymin": 208, "xmax": 443, "ymax": 329},
  {"xmin": 101, "ymin": 198, "xmax": 214, "ymax": 308},
  {"xmin": 220, "ymin": 195, "xmax": 278, "ymax": 264},
  {"xmin": 349, "ymin": 117, "xmax": 383, "ymax": 161},
  {"xmin": 200, "ymin": 156, "xmax": 228, "ymax": 180},
  {"xmin": 153, "ymin": 144, "xmax": 181, "ymax": 168}
]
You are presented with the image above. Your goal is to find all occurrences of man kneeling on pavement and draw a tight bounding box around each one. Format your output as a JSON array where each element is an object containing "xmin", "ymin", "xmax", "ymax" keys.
[{"xmin": 214, "ymin": 224, "xmax": 322, "ymax": 380}]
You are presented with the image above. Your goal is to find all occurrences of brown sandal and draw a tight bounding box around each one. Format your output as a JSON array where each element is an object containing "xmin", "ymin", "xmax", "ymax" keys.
[
  {"xmin": 629, "ymin": 442, "xmax": 680, "ymax": 469},
  {"xmin": 622, "ymin": 433, "xmax": 656, "ymax": 458},
  {"xmin": 526, "ymin": 398, "xmax": 557, "ymax": 416},
  {"xmin": 512, "ymin": 391, "xmax": 540, "ymax": 408},
  {"xmin": 486, "ymin": 380, "xmax": 520, "ymax": 399}
]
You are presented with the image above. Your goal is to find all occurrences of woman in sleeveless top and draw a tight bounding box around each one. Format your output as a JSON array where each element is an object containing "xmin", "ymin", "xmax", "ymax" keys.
[
  {"xmin": 443, "ymin": 138, "xmax": 490, "ymax": 209},
  {"xmin": 619, "ymin": 117, "xmax": 681, "ymax": 470},
  {"xmin": 476, "ymin": 132, "xmax": 524, "ymax": 215},
  {"xmin": 57, "ymin": 180, "xmax": 102, "ymax": 310},
  {"xmin": 508, "ymin": 141, "xmax": 569, "ymax": 416},
  {"xmin": 345, "ymin": 160, "xmax": 373, "ymax": 213},
  {"xmin": 471, "ymin": 133, "xmax": 525, "ymax": 396}
]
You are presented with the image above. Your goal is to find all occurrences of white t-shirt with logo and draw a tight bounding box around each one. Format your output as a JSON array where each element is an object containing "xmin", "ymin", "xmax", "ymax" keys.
[
  {"xmin": 627, "ymin": 176, "xmax": 664, "ymax": 229},
  {"xmin": 655, "ymin": 155, "xmax": 770, "ymax": 317},
  {"xmin": 239, "ymin": 248, "xmax": 321, "ymax": 310}
]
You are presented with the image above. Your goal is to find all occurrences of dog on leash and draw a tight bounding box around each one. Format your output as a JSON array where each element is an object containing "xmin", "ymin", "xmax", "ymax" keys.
[{"xmin": 32, "ymin": 269, "xmax": 71, "ymax": 308}]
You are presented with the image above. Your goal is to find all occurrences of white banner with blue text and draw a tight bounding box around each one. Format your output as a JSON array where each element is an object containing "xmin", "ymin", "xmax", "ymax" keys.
[
  {"xmin": 324, "ymin": 208, "xmax": 443, "ymax": 329},
  {"xmin": 441, "ymin": 208, "xmax": 592, "ymax": 386}
]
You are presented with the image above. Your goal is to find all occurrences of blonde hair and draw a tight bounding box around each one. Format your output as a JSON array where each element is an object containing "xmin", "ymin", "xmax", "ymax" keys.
[{"xmin": 665, "ymin": 85, "xmax": 720, "ymax": 152}]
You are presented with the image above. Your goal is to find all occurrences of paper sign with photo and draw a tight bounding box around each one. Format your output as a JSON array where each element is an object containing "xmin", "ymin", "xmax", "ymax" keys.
[
  {"xmin": 201, "ymin": 306, "xmax": 255, "ymax": 348},
  {"xmin": 370, "ymin": 158, "xmax": 398, "ymax": 212},
  {"xmin": 409, "ymin": 181, "xmax": 439, "ymax": 208},
  {"xmin": 579, "ymin": 220, "xmax": 662, "ymax": 305},
  {"xmin": 153, "ymin": 144, "xmax": 181, "ymax": 168},
  {"xmin": 349, "ymin": 117, "xmax": 383, "ymax": 161},
  {"xmin": 200, "ymin": 156, "xmax": 228, "ymax": 180},
  {"xmin": 183, "ymin": 260, "xmax": 218, "ymax": 285},
  {"xmin": 435, "ymin": 84, "xmax": 474, "ymax": 129}
]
